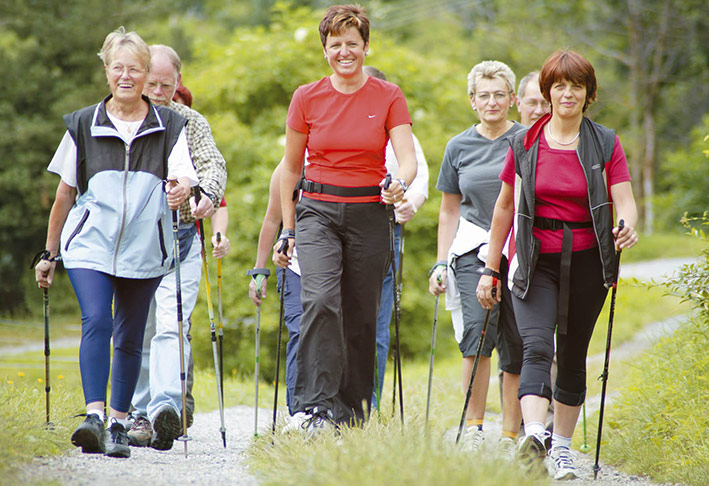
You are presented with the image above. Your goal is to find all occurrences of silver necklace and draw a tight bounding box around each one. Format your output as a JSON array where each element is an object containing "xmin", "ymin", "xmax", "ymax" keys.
[{"xmin": 546, "ymin": 125, "xmax": 580, "ymax": 146}]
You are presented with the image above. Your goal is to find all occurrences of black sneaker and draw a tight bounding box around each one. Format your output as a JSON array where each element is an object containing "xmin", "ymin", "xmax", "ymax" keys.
[
  {"xmin": 150, "ymin": 405, "xmax": 182, "ymax": 451},
  {"xmin": 104, "ymin": 420, "xmax": 131, "ymax": 458},
  {"xmin": 71, "ymin": 414, "xmax": 105, "ymax": 454}
]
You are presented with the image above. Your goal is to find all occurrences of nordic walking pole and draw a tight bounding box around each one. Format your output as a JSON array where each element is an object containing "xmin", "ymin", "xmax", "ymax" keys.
[
  {"xmin": 42, "ymin": 287, "xmax": 51, "ymax": 424},
  {"xmin": 171, "ymin": 205, "xmax": 192, "ymax": 457},
  {"xmin": 384, "ymin": 175, "xmax": 404, "ymax": 425},
  {"xmin": 195, "ymin": 191, "xmax": 227, "ymax": 448},
  {"xmin": 272, "ymin": 239, "xmax": 289, "ymax": 434},
  {"xmin": 247, "ymin": 267, "xmax": 270, "ymax": 436},
  {"xmin": 32, "ymin": 251, "xmax": 60, "ymax": 426},
  {"xmin": 425, "ymin": 294, "xmax": 440, "ymax": 427},
  {"xmin": 456, "ymin": 285, "xmax": 497, "ymax": 444},
  {"xmin": 594, "ymin": 219, "xmax": 624, "ymax": 479},
  {"xmin": 216, "ymin": 232, "xmax": 225, "ymax": 418},
  {"xmin": 580, "ymin": 401, "xmax": 591, "ymax": 453}
]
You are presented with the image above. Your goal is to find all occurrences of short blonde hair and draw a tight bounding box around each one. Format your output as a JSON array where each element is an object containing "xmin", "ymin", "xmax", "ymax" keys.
[
  {"xmin": 467, "ymin": 60, "xmax": 516, "ymax": 96},
  {"xmin": 98, "ymin": 26, "xmax": 151, "ymax": 72}
]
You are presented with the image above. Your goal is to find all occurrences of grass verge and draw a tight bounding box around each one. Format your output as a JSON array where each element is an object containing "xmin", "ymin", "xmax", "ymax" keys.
[{"xmin": 603, "ymin": 316, "xmax": 709, "ymax": 485}]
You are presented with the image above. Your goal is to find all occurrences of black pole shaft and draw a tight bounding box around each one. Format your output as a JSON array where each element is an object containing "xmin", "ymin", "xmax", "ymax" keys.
[
  {"xmin": 172, "ymin": 209, "xmax": 191, "ymax": 457},
  {"xmin": 43, "ymin": 288, "xmax": 50, "ymax": 424},
  {"xmin": 425, "ymin": 295, "xmax": 439, "ymax": 427},
  {"xmin": 456, "ymin": 287, "xmax": 496, "ymax": 444},
  {"xmin": 594, "ymin": 220, "xmax": 624, "ymax": 479},
  {"xmin": 272, "ymin": 256, "xmax": 287, "ymax": 434}
]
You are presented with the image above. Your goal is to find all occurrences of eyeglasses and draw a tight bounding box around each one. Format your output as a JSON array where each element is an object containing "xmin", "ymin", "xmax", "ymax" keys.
[
  {"xmin": 522, "ymin": 99, "xmax": 551, "ymax": 110},
  {"xmin": 109, "ymin": 64, "xmax": 145, "ymax": 77},
  {"xmin": 474, "ymin": 91, "xmax": 511, "ymax": 102},
  {"xmin": 145, "ymin": 81, "xmax": 176, "ymax": 93}
]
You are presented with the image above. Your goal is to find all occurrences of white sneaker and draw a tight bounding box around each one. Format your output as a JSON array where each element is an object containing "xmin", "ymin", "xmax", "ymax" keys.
[
  {"xmin": 461, "ymin": 426, "xmax": 485, "ymax": 452},
  {"xmin": 281, "ymin": 411, "xmax": 310, "ymax": 434},
  {"xmin": 549, "ymin": 446, "xmax": 579, "ymax": 480},
  {"xmin": 498, "ymin": 436, "xmax": 517, "ymax": 460}
]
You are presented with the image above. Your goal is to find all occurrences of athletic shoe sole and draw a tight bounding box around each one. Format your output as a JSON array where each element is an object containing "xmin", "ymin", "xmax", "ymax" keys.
[
  {"xmin": 71, "ymin": 422, "xmax": 105, "ymax": 454},
  {"xmin": 517, "ymin": 434, "xmax": 547, "ymax": 476},
  {"xmin": 554, "ymin": 469, "xmax": 579, "ymax": 481},
  {"xmin": 105, "ymin": 442, "xmax": 131, "ymax": 458},
  {"xmin": 150, "ymin": 406, "xmax": 182, "ymax": 451}
]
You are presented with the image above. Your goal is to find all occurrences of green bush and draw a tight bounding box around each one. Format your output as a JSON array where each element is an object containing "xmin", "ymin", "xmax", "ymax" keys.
[{"xmin": 604, "ymin": 214, "xmax": 709, "ymax": 485}]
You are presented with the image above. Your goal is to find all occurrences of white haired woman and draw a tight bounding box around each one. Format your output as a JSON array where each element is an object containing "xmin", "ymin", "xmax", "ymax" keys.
[
  {"xmin": 35, "ymin": 27, "xmax": 197, "ymax": 458},
  {"xmin": 429, "ymin": 60, "xmax": 525, "ymax": 453}
]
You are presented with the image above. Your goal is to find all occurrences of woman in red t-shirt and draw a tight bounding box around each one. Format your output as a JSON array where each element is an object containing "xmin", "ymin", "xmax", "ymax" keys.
[
  {"xmin": 272, "ymin": 4, "xmax": 417, "ymax": 432},
  {"xmin": 477, "ymin": 50, "xmax": 638, "ymax": 480}
]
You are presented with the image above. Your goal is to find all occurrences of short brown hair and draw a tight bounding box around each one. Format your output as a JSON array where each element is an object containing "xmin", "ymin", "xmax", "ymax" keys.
[
  {"xmin": 539, "ymin": 50, "xmax": 597, "ymax": 112},
  {"xmin": 318, "ymin": 4, "xmax": 369, "ymax": 47}
]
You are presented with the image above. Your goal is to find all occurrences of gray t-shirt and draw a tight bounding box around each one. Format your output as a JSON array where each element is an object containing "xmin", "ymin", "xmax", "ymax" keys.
[{"xmin": 436, "ymin": 122, "xmax": 526, "ymax": 230}]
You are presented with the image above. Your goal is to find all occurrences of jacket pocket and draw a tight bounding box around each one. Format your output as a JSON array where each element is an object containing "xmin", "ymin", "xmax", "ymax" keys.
[
  {"xmin": 64, "ymin": 209, "xmax": 90, "ymax": 251},
  {"xmin": 157, "ymin": 220, "xmax": 168, "ymax": 266}
]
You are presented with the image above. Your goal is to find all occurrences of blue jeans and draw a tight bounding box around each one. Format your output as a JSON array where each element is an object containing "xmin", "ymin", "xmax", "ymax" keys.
[
  {"xmin": 372, "ymin": 223, "xmax": 401, "ymax": 408},
  {"xmin": 67, "ymin": 268, "xmax": 161, "ymax": 413},
  {"xmin": 277, "ymin": 267, "xmax": 302, "ymax": 415}
]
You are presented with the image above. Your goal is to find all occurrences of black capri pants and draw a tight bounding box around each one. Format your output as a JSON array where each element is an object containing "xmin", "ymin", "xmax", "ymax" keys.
[{"xmin": 512, "ymin": 247, "xmax": 608, "ymax": 406}]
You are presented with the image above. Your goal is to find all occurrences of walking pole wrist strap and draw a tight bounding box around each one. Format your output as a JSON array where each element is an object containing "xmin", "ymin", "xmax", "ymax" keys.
[
  {"xmin": 277, "ymin": 229, "xmax": 294, "ymax": 253},
  {"xmin": 247, "ymin": 268, "xmax": 270, "ymax": 293},
  {"xmin": 428, "ymin": 260, "xmax": 447, "ymax": 280},
  {"xmin": 30, "ymin": 250, "xmax": 62, "ymax": 269}
]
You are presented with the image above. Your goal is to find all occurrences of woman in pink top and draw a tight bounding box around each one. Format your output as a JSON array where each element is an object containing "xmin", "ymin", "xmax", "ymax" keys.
[
  {"xmin": 477, "ymin": 50, "xmax": 638, "ymax": 480},
  {"xmin": 273, "ymin": 4, "xmax": 417, "ymax": 432}
]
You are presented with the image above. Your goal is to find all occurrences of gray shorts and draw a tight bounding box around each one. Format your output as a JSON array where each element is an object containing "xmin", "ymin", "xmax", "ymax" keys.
[{"xmin": 453, "ymin": 249, "xmax": 522, "ymax": 374}]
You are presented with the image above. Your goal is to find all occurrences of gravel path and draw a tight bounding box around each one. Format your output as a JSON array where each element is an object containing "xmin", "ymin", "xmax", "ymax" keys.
[
  {"xmin": 22, "ymin": 405, "xmax": 270, "ymax": 486},
  {"xmin": 17, "ymin": 258, "xmax": 691, "ymax": 485}
]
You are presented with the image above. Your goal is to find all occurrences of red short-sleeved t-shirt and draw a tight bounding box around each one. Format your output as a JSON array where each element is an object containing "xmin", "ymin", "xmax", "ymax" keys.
[
  {"xmin": 287, "ymin": 76, "xmax": 412, "ymax": 203},
  {"xmin": 500, "ymin": 130, "xmax": 631, "ymax": 253}
]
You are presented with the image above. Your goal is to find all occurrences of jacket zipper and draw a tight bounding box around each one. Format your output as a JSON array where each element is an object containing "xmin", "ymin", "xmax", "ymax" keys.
[
  {"xmin": 113, "ymin": 143, "xmax": 130, "ymax": 274},
  {"xmin": 575, "ymin": 147, "xmax": 609, "ymax": 286},
  {"xmin": 64, "ymin": 209, "xmax": 91, "ymax": 251}
]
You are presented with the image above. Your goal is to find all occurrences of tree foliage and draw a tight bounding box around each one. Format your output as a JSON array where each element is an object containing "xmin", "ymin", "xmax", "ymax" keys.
[{"xmin": 1, "ymin": 1, "xmax": 707, "ymax": 383}]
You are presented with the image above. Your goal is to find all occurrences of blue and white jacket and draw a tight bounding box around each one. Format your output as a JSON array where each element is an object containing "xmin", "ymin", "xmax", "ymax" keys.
[{"xmin": 60, "ymin": 95, "xmax": 187, "ymax": 279}]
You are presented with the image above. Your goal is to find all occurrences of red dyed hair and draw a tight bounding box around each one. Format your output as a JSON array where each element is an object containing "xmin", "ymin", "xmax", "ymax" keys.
[
  {"xmin": 539, "ymin": 50, "xmax": 597, "ymax": 112},
  {"xmin": 173, "ymin": 83, "xmax": 193, "ymax": 108}
]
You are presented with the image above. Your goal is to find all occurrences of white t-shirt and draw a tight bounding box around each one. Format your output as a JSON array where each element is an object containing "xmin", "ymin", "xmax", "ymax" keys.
[{"xmin": 48, "ymin": 127, "xmax": 197, "ymax": 188}]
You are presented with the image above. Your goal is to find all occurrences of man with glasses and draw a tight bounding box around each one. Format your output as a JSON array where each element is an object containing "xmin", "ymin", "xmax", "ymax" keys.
[{"xmin": 516, "ymin": 71, "xmax": 551, "ymax": 126}]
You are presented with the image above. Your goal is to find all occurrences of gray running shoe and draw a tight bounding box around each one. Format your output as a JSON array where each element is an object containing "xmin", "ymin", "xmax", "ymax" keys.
[
  {"xmin": 70, "ymin": 414, "xmax": 105, "ymax": 454},
  {"xmin": 104, "ymin": 420, "xmax": 131, "ymax": 458},
  {"xmin": 127, "ymin": 415, "xmax": 153, "ymax": 447},
  {"xmin": 150, "ymin": 405, "xmax": 182, "ymax": 451}
]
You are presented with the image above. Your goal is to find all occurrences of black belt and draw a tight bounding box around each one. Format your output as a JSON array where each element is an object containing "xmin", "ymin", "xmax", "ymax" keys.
[
  {"xmin": 534, "ymin": 216, "xmax": 593, "ymax": 336},
  {"xmin": 297, "ymin": 179, "xmax": 381, "ymax": 198}
]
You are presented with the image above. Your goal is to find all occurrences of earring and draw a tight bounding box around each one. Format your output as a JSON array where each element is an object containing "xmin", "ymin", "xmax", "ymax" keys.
[
  {"xmin": 324, "ymin": 54, "xmax": 327, "ymax": 59},
  {"xmin": 473, "ymin": 107, "xmax": 477, "ymax": 111}
]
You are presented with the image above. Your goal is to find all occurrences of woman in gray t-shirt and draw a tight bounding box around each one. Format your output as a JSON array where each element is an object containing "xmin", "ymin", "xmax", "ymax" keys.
[{"xmin": 428, "ymin": 60, "xmax": 525, "ymax": 452}]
